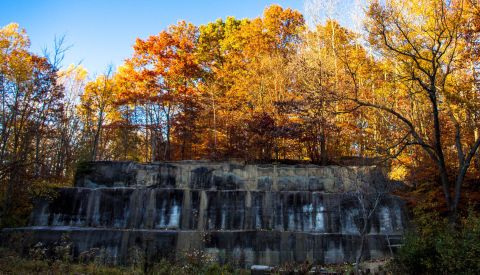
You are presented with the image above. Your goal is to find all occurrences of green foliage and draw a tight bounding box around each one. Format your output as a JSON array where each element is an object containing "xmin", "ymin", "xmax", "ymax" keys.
[
  {"xmin": 388, "ymin": 208, "xmax": 480, "ymax": 274},
  {"xmin": 0, "ymin": 178, "xmax": 60, "ymax": 228},
  {"xmin": 148, "ymin": 258, "xmax": 240, "ymax": 275}
]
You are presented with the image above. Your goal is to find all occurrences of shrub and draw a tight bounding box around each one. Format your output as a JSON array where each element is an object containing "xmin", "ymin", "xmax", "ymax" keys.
[{"xmin": 388, "ymin": 208, "xmax": 480, "ymax": 274}]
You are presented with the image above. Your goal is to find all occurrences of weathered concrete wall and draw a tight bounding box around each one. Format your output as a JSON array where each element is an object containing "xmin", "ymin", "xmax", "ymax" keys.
[
  {"xmin": 75, "ymin": 161, "xmax": 387, "ymax": 192},
  {"xmin": 1, "ymin": 227, "xmax": 400, "ymax": 266},
  {"xmin": 1, "ymin": 161, "xmax": 406, "ymax": 267},
  {"xmin": 29, "ymin": 188, "xmax": 404, "ymax": 233}
]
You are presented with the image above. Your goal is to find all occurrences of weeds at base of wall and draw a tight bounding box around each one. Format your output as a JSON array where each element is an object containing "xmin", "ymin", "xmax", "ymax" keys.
[
  {"xmin": 0, "ymin": 245, "xmax": 394, "ymax": 275},
  {"xmin": 0, "ymin": 245, "xmax": 248, "ymax": 275}
]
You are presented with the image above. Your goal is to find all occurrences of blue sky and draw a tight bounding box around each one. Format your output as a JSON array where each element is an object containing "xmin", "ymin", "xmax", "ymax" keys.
[{"xmin": 1, "ymin": 0, "xmax": 307, "ymax": 76}]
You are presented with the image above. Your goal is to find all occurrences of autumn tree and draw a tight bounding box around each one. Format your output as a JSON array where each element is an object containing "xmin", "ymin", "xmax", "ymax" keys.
[
  {"xmin": 56, "ymin": 64, "xmax": 88, "ymax": 176},
  {"xmin": 463, "ymin": 0, "xmax": 480, "ymax": 171},
  {"xmin": 0, "ymin": 24, "xmax": 65, "ymax": 226},
  {"xmin": 121, "ymin": 21, "xmax": 204, "ymax": 161},
  {"xmin": 287, "ymin": 21, "xmax": 353, "ymax": 164},
  {"xmin": 198, "ymin": 18, "xmax": 234, "ymax": 157},
  {"xmin": 79, "ymin": 67, "xmax": 117, "ymax": 161},
  {"xmin": 359, "ymin": 0, "xmax": 480, "ymax": 221},
  {"xmin": 196, "ymin": 5, "xmax": 304, "ymax": 160}
]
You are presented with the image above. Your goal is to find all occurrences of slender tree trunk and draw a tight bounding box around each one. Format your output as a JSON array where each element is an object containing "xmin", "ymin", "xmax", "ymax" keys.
[
  {"xmin": 475, "ymin": 128, "xmax": 480, "ymax": 171},
  {"xmin": 429, "ymin": 89, "xmax": 454, "ymax": 217},
  {"xmin": 211, "ymin": 89, "xmax": 217, "ymax": 159},
  {"xmin": 320, "ymin": 129, "xmax": 327, "ymax": 165},
  {"xmin": 164, "ymin": 105, "xmax": 171, "ymax": 161},
  {"xmin": 181, "ymin": 138, "xmax": 185, "ymax": 160},
  {"xmin": 91, "ymin": 109, "xmax": 104, "ymax": 161},
  {"xmin": 452, "ymin": 137, "xmax": 480, "ymax": 221},
  {"xmin": 355, "ymin": 225, "xmax": 367, "ymax": 275},
  {"xmin": 151, "ymin": 130, "xmax": 157, "ymax": 161},
  {"xmin": 34, "ymin": 129, "xmax": 41, "ymax": 176},
  {"xmin": 1, "ymin": 166, "xmax": 14, "ymax": 227}
]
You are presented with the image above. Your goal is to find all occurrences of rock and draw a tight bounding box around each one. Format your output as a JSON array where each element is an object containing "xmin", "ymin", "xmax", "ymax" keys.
[{"xmin": 251, "ymin": 265, "xmax": 273, "ymax": 275}]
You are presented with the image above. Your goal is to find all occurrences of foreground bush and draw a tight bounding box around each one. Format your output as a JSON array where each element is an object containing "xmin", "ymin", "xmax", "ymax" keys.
[
  {"xmin": 388, "ymin": 208, "xmax": 480, "ymax": 274},
  {"xmin": 0, "ymin": 247, "xmax": 247, "ymax": 275}
]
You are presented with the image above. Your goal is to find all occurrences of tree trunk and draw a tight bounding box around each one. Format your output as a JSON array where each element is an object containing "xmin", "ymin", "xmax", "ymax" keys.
[
  {"xmin": 320, "ymin": 129, "xmax": 327, "ymax": 165},
  {"xmin": 91, "ymin": 110, "xmax": 103, "ymax": 161},
  {"xmin": 164, "ymin": 106, "xmax": 171, "ymax": 161},
  {"xmin": 355, "ymin": 233, "xmax": 365, "ymax": 275},
  {"xmin": 429, "ymin": 88, "xmax": 456, "ymax": 221},
  {"xmin": 475, "ymin": 128, "xmax": 480, "ymax": 171},
  {"xmin": 151, "ymin": 129, "xmax": 157, "ymax": 162}
]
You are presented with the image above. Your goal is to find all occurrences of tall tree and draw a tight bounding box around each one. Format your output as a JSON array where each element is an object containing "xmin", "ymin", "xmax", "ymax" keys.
[
  {"xmin": 0, "ymin": 23, "xmax": 64, "ymax": 226},
  {"xmin": 360, "ymin": 0, "xmax": 479, "ymax": 221},
  {"xmin": 79, "ymin": 67, "xmax": 116, "ymax": 161},
  {"xmin": 123, "ymin": 21, "xmax": 203, "ymax": 161}
]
